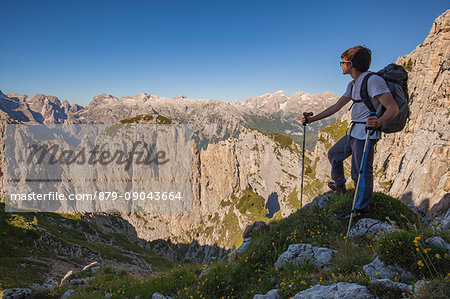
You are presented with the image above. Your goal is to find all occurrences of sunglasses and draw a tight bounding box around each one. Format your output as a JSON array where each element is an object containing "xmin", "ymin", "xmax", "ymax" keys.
[{"xmin": 340, "ymin": 61, "xmax": 351, "ymax": 66}]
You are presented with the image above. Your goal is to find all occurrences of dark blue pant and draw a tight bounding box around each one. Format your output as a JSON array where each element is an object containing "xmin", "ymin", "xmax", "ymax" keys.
[{"xmin": 328, "ymin": 135, "xmax": 377, "ymax": 210}]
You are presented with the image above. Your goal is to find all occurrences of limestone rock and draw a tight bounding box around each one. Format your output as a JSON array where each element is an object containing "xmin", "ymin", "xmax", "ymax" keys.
[
  {"xmin": 235, "ymin": 237, "xmax": 252, "ymax": 257},
  {"xmin": 348, "ymin": 218, "xmax": 396, "ymax": 239},
  {"xmin": 274, "ymin": 243, "xmax": 336, "ymax": 268},
  {"xmin": 243, "ymin": 221, "xmax": 268, "ymax": 239},
  {"xmin": 425, "ymin": 236, "xmax": 450, "ymax": 253},
  {"xmin": 69, "ymin": 279, "xmax": 88, "ymax": 286},
  {"xmin": 2, "ymin": 278, "xmax": 58, "ymax": 299},
  {"xmin": 151, "ymin": 292, "xmax": 172, "ymax": 299},
  {"xmin": 292, "ymin": 282, "xmax": 375, "ymax": 299},
  {"xmin": 61, "ymin": 289, "xmax": 76, "ymax": 299},
  {"xmin": 253, "ymin": 289, "xmax": 279, "ymax": 299},
  {"xmin": 363, "ymin": 257, "xmax": 414, "ymax": 283},
  {"xmin": 368, "ymin": 279, "xmax": 413, "ymax": 293},
  {"xmin": 303, "ymin": 194, "xmax": 332, "ymax": 210},
  {"xmin": 432, "ymin": 208, "xmax": 450, "ymax": 230}
]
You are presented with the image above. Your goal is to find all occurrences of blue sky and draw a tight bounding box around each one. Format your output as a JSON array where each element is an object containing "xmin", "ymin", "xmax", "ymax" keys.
[{"xmin": 1, "ymin": 0, "xmax": 448, "ymax": 106}]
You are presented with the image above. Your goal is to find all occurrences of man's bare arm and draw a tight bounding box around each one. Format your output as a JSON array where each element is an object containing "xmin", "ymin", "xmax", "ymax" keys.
[
  {"xmin": 303, "ymin": 96, "xmax": 351, "ymax": 124},
  {"xmin": 366, "ymin": 92, "xmax": 399, "ymax": 128}
]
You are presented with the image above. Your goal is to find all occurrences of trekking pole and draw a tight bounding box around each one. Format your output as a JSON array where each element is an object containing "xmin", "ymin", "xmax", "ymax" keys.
[
  {"xmin": 300, "ymin": 112, "xmax": 313, "ymax": 209},
  {"xmin": 345, "ymin": 111, "xmax": 376, "ymax": 243}
]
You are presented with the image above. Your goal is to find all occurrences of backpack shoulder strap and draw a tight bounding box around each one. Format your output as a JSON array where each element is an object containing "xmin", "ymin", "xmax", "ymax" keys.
[{"xmin": 360, "ymin": 72, "xmax": 376, "ymax": 113}]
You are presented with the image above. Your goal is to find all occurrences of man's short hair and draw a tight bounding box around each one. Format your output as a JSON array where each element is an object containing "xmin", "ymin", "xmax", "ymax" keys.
[{"xmin": 341, "ymin": 46, "xmax": 371, "ymax": 72}]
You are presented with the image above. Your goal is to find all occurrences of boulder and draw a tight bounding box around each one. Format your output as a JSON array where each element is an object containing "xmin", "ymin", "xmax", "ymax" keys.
[
  {"xmin": 152, "ymin": 293, "xmax": 172, "ymax": 299},
  {"xmin": 363, "ymin": 257, "xmax": 414, "ymax": 283},
  {"xmin": 69, "ymin": 279, "xmax": 88, "ymax": 286},
  {"xmin": 253, "ymin": 289, "xmax": 279, "ymax": 299},
  {"xmin": 368, "ymin": 279, "xmax": 413, "ymax": 293},
  {"xmin": 243, "ymin": 221, "xmax": 268, "ymax": 239},
  {"xmin": 303, "ymin": 194, "xmax": 331, "ymax": 210},
  {"xmin": 425, "ymin": 236, "xmax": 450, "ymax": 253},
  {"xmin": 292, "ymin": 282, "xmax": 375, "ymax": 299},
  {"xmin": 274, "ymin": 243, "xmax": 336, "ymax": 268},
  {"xmin": 235, "ymin": 237, "xmax": 252, "ymax": 256},
  {"xmin": 61, "ymin": 289, "xmax": 75, "ymax": 299},
  {"xmin": 348, "ymin": 218, "xmax": 396, "ymax": 239}
]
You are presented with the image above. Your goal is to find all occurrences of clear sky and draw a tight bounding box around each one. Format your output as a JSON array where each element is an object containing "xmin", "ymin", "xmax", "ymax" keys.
[{"xmin": 1, "ymin": 0, "xmax": 448, "ymax": 106}]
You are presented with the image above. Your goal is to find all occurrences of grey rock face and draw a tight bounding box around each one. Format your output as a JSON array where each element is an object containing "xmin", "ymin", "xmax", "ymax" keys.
[
  {"xmin": 151, "ymin": 292, "xmax": 173, "ymax": 299},
  {"xmin": 69, "ymin": 279, "xmax": 88, "ymax": 286},
  {"xmin": 369, "ymin": 279, "xmax": 413, "ymax": 293},
  {"xmin": 425, "ymin": 236, "xmax": 450, "ymax": 253},
  {"xmin": 61, "ymin": 289, "xmax": 75, "ymax": 299},
  {"xmin": 409, "ymin": 205, "xmax": 431, "ymax": 226},
  {"xmin": 274, "ymin": 243, "xmax": 336, "ymax": 268},
  {"xmin": 253, "ymin": 289, "xmax": 279, "ymax": 299},
  {"xmin": 235, "ymin": 237, "xmax": 252, "ymax": 257},
  {"xmin": 348, "ymin": 218, "xmax": 396, "ymax": 239},
  {"xmin": 363, "ymin": 257, "xmax": 414, "ymax": 283},
  {"xmin": 303, "ymin": 194, "xmax": 332, "ymax": 210},
  {"xmin": 2, "ymin": 278, "xmax": 58, "ymax": 299},
  {"xmin": 243, "ymin": 221, "xmax": 268, "ymax": 238},
  {"xmin": 292, "ymin": 282, "xmax": 375, "ymax": 299},
  {"xmin": 432, "ymin": 208, "xmax": 450, "ymax": 230}
]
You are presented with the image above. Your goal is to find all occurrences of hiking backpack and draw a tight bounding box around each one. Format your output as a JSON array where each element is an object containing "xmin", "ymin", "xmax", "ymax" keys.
[{"xmin": 358, "ymin": 63, "xmax": 410, "ymax": 133}]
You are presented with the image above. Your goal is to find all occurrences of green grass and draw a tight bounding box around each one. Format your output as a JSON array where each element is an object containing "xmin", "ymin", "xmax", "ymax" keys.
[
  {"xmin": 0, "ymin": 202, "xmax": 172, "ymax": 292},
  {"xmin": 327, "ymin": 190, "xmax": 420, "ymax": 230},
  {"xmin": 3, "ymin": 189, "xmax": 449, "ymax": 299}
]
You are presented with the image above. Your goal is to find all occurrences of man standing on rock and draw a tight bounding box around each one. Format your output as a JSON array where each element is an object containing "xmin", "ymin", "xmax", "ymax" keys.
[{"xmin": 301, "ymin": 46, "xmax": 398, "ymax": 215}]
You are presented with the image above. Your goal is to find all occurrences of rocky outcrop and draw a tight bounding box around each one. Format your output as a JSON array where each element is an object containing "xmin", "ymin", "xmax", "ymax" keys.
[
  {"xmin": 292, "ymin": 282, "xmax": 375, "ymax": 299},
  {"xmin": 348, "ymin": 218, "xmax": 396, "ymax": 239},
  {"xmin": 123, "ymin": 128, "xmax": 305, "ymax": 250},
  {"xmin": 368, "ymin": 279, "xmax": 413, "ymax": 293},
  {"xmin": 2, "ymin": 278, "xmax": 58, "ymax": 299},
  {"xmin": 363, "ymin": 256, "xmax": 414, "ymax": 283},
  {"xmin": 274, "ymin": 243, "xmax": 336, "ymax": 268}
]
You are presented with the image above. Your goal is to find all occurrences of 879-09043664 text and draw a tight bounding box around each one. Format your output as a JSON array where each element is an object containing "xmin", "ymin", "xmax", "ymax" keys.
[{"xmin": 9, "ymin": 191, "xmax": 184, "ymax": 202}]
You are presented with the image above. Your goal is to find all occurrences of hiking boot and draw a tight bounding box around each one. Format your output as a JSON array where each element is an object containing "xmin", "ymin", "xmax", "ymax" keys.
[{"xmin": 327, "ymin": 181, "xmax": 346, "ymax": 193}]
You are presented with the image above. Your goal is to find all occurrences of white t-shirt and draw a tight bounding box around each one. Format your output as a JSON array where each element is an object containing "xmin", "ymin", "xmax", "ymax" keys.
[{"xmin": 343, "ymin": 72, "xmax": 391, "ymax": 140}]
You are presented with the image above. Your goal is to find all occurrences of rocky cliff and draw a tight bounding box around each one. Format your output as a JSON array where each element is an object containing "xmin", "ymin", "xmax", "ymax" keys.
[{"xmin": 121, "ymin": 127, "xmax": 307, "ymax": 251}]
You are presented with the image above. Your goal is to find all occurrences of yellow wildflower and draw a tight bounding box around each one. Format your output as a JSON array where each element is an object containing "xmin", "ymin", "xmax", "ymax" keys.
[{"xmin": 435, "ymin": 253, "xmax": 441, "ymax": 259}]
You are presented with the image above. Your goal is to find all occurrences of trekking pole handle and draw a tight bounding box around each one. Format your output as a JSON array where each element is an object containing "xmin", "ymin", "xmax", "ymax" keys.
[
  {"xmin": 302, "ymin": 112, "xmax": 314, "ymax": 126},
  {"xmin": 366, "ymin": 111, "xmax": 377, "ymax": 133}
]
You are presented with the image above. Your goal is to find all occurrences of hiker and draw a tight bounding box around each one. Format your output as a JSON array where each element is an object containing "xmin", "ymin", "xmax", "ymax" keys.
[{"xmin": 301, "ymin": 46, "xmax": 399, "ymax": 215}]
